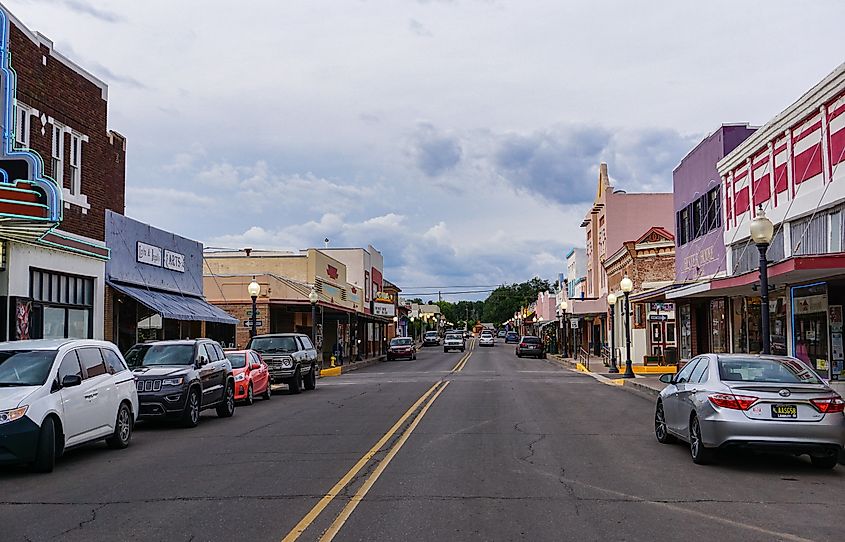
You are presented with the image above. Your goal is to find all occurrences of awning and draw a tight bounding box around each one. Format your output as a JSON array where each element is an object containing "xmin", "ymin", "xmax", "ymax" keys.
[{"xmin": 108, "ymin": 281, "xmax": 238, "ymax": 325}]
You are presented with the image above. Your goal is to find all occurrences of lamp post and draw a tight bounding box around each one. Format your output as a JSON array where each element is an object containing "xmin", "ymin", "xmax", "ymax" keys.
[
  {"xmin": 750, "ymin": 205, "xmax": 774, "ymax": 355},
  {"xmin": 607, "ymin": 293, "xmax": 619, "ymax": 373},
  {"xmin": 308, "ymin": 287, "xmax": 319, "ymax": 348},
  {"xmin": 620, "ymin": 275, "xmax": 635, "ymax": 378},
  {"xmin": 559, "ymin": 301, "xmax": 569, "ymax": 358},
  {"xmin": 247, "ymin": 278, "xmax": 260, "ymax": 338}
]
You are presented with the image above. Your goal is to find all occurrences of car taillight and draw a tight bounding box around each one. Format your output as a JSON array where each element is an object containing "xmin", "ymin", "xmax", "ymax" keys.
[
  {"xmin": 519, "ymin": 343, "xmax": 527, "ymax": 347},
  {"xmin": 708, "ymin": 393, "xmax": 758, "ymax": 410},
  {"xmin": 810, "ymin": 397, "xmax": 845, "ymax": 414}
]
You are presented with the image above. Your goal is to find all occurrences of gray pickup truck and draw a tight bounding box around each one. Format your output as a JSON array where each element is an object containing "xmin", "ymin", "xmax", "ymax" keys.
[{"xmin": 246, "ymin": 333, "xmax": 319, "ymax": 394}]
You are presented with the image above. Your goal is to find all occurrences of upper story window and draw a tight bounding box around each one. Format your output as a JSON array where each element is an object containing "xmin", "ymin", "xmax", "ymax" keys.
[
  {"xmin": 676, "ymin": 186, "xmax": 722, "ymax": 247},
  {"xmin": 14, "ymin": 101, "xmax": 31, "ymax": 148},
  {"xmin": 51, "ymin": 122, "xmax": 65, "ymax": 183},
  {"xmin": 69, "ymin": 132, "xmax": 83, "ymax": 195}
]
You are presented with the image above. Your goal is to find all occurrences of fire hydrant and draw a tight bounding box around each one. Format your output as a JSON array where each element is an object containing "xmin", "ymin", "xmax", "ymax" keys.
[{"xmin": 330, "ymin": 355, "xmax": 337, "ymax": 368}]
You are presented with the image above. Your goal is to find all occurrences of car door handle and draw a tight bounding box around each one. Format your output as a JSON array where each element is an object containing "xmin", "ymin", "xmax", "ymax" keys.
[{"xmin": 85, "ymin": 392, "xmax": 98, "ymax": 400}]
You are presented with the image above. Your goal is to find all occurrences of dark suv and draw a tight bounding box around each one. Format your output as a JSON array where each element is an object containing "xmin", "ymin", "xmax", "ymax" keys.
[
  {"xmin": 246, "ymin": 333, "xmax": 319, "ymax": 394},
  {"xmin": 126, "ymin": 339, "xmax": 235, "ymax": 427}
]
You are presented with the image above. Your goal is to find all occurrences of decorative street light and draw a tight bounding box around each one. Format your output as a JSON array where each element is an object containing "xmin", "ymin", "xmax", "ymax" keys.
[
  {"xmin": 620, "ymin": 275, "xmax": 635, "ymax": 378},
  {"xmin": 750, "ymin": 205, "xmax": 774, "ymax": 355},
  {"xmin": 308, "ymin": 286, "xmax": 319, "ymax": 347},
  {"xmin": 607, "ymin": 293, "xmax": 619, "ymax": 373},
  {"xmin": 559, "ymin": 300, "xmax": 569, "ymax": 358},
  {"xmin": 247, "ymin": 278, "xmax": 261, "ymax": 338}
]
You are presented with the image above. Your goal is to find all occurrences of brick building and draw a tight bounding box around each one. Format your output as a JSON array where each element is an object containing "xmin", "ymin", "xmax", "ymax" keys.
[{"xmin": 0, "ymin": 6, "xmax": 125, "ymax": 340}]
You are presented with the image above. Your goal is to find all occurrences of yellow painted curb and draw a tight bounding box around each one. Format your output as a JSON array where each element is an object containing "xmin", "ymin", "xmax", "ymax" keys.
[
  {"xmin": 320, "ymin": 367, "xmax": 342, "ymax": 377},
  {"xmin": 632, "ymin": 365, "xmax": 677, "ymax": 374},
  {"xmin": 575, "ymin": 363, "xmax": 590, "ymax": 373},
  {"xmin": 608, "ymin": 379, "xmax": 625, "ymax": 386}
]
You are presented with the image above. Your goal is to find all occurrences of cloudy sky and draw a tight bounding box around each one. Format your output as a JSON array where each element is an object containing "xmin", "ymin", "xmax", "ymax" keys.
[{"xmin": 7, "ymin": 0, "xmax": 845, "ymax": 299}]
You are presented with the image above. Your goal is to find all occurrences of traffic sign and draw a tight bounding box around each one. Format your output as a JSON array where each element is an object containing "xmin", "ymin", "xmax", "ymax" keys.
[{"xmin": 243, "ymin": 319, "xmax": 264, "ymax": 328}]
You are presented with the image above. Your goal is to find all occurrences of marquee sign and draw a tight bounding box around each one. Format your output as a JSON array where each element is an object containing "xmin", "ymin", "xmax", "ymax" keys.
[{"xmin": 0, "ymin": 8, "xmax": 62, "ymax": 243}]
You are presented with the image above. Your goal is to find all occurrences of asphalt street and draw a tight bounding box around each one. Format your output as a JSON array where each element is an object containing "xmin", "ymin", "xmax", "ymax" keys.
[{"xmin": 1, "ymin": 340, "xmax": 843, "ymax": 542}]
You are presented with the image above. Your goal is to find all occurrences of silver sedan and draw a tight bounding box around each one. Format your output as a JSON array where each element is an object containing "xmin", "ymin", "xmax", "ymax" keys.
[{"xmin": 654, "ymin": 354, "xmax": 845, "ymax": 468}]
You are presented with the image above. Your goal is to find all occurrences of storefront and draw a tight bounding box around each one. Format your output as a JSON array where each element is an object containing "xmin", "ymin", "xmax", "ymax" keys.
[{"xmin": 105, "ymin": 211, "xmax": 237, "ymax": 352}]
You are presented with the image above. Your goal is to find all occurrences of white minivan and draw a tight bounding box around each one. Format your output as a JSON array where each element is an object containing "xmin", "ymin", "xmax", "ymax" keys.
[{"xmin": 0, "ymin": 339, "xmax": 139, "ymax": 472}]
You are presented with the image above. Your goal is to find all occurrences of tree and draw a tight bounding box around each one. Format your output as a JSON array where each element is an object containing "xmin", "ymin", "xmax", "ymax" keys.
[{"xmin": 480, "ymin": 279, "xmax": 552, "ymax": 324}]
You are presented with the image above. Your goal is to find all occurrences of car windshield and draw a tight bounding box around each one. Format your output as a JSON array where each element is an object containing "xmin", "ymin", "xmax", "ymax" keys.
[
  {"xmin": 446, "ymin": 334, "xmax": 462, "ymax": 340},
  {"xmin": 249, "ymin": 336, "xmax": 298, "ymax": 353},
  {"xmin": 481, "ymin": 333, "xmax": 492, "ymax": 337},
  {"xmin": 390, "ymin": 338, "xmax": 412, "ymax": 346},
  {"xmin": 522, "ymin": 337, "xmax": 541, "ymax": 344},
  {"xmin": 0, "ymin": 350, "xmax": 57, "ymax": 387},
  {"xmin": 227, "ymin": 353, "xmax": 247, "ymax": 369},
  {"xmin": 718, "ymin": 357, "xmax": 824, "ymax": 384},
  {"xmin": 425, "ymin": 332, "xmax": 438, "ymax": 337},
  {"xmin": 126, "ymin": 344, "xmax": 195, "ymax": 368},
  {"xmin": 507, "ymin": 332, "xmax": 517, "ymax": 337}
]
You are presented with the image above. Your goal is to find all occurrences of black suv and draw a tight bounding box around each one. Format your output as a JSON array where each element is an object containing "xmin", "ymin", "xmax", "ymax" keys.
[
  {"xmin": 126, "ymin": 339, "xmax": 235, "ymax": 427},
  {"xmin": 246, "ymin": 333, "xmax": 318, "ymax": 394}
]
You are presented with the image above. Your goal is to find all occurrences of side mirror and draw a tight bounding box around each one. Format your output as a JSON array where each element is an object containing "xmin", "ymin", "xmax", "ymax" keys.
[
  {"xmin": 62, "ymin": 374, "xmax": 82, "ymax": 388},
  {"xmin": 658, "ymin": 373, "xmax": 674, "ymax": 385},
  {"xmin": 250, "ymin": 362, "xmax": 261, "ymax": 370}
]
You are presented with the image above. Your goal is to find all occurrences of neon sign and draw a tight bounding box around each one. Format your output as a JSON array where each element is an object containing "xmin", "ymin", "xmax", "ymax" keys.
[{"xmin": 0, "ymin": 7, "xmax": 62, "ymax": 241}]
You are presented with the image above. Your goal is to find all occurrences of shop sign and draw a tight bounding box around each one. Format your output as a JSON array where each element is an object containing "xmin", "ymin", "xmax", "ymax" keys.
[
  {"xmin": 242, "ymin": 319, "xmax": 264, "ymax": 328},
  {"xmin": 650, "ymin": 302, "xmax": 674, "ymax": 312},
  {"xmin": 373, "ymin": 302, "xmax": 395, "ymax": 317},
  {"xmin": 246, "ymin": 309, "xmax": 261, "ymax": 317},
  {"xmin": 164, "ymin": 250, "xmax": 185, "ymax": 273},
  {"xmin": 374, "ymin": 291, "xmax": 393, "ymax": 303},
  {"xmin": 794, "ymin": 294, "xmax": 827, "ymax": 315},
  {"xmin": 137, "ymin": 242, "xmax": 162, "ymax": 266}
]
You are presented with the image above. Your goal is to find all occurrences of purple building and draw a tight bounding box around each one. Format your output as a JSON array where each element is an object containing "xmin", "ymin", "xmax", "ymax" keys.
[{"xmin": 667, "ymin": 125, "xmax": 755, "ymax": 359}]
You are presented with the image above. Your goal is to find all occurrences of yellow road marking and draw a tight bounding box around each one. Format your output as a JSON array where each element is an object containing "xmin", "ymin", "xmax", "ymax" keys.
[
  {"xmin": 454, "ymin": 352, "xmax": 472, "ymax": 372},
  {"xmin": 281, "ymin": 380, "xmax": 445, "ymax": 542},
  {"xmin": 320, "ymin": 381, "xmax": 451, "ymax": 542}
]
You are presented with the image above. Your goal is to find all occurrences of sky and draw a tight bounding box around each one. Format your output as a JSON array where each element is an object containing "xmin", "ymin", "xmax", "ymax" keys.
[{"xmin": 6, "ymin": 0, "xmax": 845, "ymax": 300}]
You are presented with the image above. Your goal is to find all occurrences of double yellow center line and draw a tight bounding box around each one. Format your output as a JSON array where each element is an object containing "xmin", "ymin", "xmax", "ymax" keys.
[
  {"xmin": 282, "ymin": 379, "xmax": 451, "ymax": 542},
  {"xmin": 451, "ymin": 350, "xmax": 472, "ymax": 372}
]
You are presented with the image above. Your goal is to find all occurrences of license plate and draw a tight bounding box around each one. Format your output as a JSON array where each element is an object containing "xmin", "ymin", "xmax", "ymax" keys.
[{"xmin": 771, "ymin": 404, "xmax": 798, "ymax": 419}]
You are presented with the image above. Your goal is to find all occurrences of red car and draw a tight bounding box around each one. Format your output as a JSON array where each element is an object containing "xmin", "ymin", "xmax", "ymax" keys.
[
  {"xmin": 387, "ymin": 337, "xmax": 416, "ymax": 361},
  {"xmin": 226, "ymin": 350, "xmax": 271, "ymax": 405}
]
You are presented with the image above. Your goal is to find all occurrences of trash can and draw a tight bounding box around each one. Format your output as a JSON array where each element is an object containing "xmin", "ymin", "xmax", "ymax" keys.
[{"xmin": 664, "ymin": 347, "xmax": 678, "ymax": 366}]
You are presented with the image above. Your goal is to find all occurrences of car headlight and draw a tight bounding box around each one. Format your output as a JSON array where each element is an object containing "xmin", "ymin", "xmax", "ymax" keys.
[
  {"xmin": 162, "ymin": 378, "xmax": 184, "ymax": 387},
  {"xmin": 234, "ymin": 373, "xmax": 246, "ymax": 382},
  {"xmin": 0, "ymin": 406, "xmax": 28, "ymax": 425},
  {"xmin": 282, "ymin": 359, "xmax": 293, "ymax": 368}
]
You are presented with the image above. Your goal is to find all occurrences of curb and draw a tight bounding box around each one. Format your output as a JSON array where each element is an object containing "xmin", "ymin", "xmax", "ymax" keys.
[
  {"xmin": 547, "ymin": 355, "xmax": 663, "ymax": 399},
  {"xmin": 320, "ymin": 355, "xmax": 385, "ymax": 377}
]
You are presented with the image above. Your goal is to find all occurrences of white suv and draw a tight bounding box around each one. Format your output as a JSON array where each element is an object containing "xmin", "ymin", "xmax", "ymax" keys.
[{"xmin": 0, "ymin": 339, "xmax": 139, "ymax": 473}]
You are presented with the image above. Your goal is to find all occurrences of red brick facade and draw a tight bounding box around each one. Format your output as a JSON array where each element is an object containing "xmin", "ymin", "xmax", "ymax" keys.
[{"xmin": 10, "ymin": 23, "xmax": 125, "ymax": 242}]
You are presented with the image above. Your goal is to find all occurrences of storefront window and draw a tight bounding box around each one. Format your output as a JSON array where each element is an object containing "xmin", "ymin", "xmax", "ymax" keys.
[
  {"xmin": 770, "ymin": 291, "xmax": 788, "ymax": 356},
  {"xmin": 29, "ymin": 268, "xmax": 94, "ymax": 339},
  {"xmin": 710, "ymin": 298, "xmax": 727, "ymax": 353},
  {"xmin": 746, "ymin": 297, "xmax": 762, "ymax": 353},
  {"xmin": 67, "ymin": 309, "xmax": 89, "ymax": 339},
  {"xmin": 731, "ymin": 297, "xmax": 747, "ymax": 353},
  {"xmin": 43, "ymin": 307, "xmax": 65, "ymax": 338},
  {"xmin": 792, "ymin": 283, "xmax": 829, "ymax": 377}
]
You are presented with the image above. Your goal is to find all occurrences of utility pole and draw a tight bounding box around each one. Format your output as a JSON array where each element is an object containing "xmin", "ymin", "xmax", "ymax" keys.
[{"xmin": 438, "ymin": 291, "xmax": 442, "ymax": 303}]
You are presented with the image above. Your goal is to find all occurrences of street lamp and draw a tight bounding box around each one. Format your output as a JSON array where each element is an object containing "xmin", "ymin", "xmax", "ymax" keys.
[
  {"xmin": 607, "ymin": 293, "xmax": 619, "ymax": 373},
  {"xmin": 560, "ymin": 300, "xmax": 568, "ymax": 358},
  {"xmin": 750, "ymin": 205, "xmax": 774, "ymax": 355},
  {"xmin": 247, "ymin": 278, "xmax": 261, "ymax": 338},
  {"xmin": 308, "ymin": 286, "xmax": 319, "ymax": 348},
  {"xmin": 620, "ymin": 275, "xmax": 635, "ymax": 378}
]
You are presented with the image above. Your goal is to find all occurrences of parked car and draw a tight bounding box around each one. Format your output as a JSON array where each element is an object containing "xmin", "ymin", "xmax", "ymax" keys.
[
  {"xmin": 225, "ymin": 350, "xmax": 271, "ymax": 404},
  {"xmin": 0, "ymin": 339, "xmax": 139, "ymax": 473},
  {"xmin": 479, "ymin": 332, "xmax": 495, "ymax": 347},
  {"xmin": 505, "ymin": 332, "xmax": 519, "ymax": 344},
  {"xmin": 387, "ymin": 337, "xmax": 416, "ymax": 361},
  {"xmin": 655, "ymin": 354, "xmax": 845, "ymax": 468},
  {"xmin": 126, "ymin": 339, "xmax": 235, "ymax": 427},
  {"xmin": 444, "ymin": 332, "xmax": 466, "ymax": 353},
  {"xmin": 423, "ymin": 331, "xmax": 440, "ymax": 347},
  {"xmin": 246, "ymin": 333, "xmax": 319, "ymax": 394},
  {"xmin": 515, "ymin": 336, "xmax": 545, "ymax": 358},
  {"xmin": 497, "ymin": 330, "xmax": 507, "ymax": 339}
]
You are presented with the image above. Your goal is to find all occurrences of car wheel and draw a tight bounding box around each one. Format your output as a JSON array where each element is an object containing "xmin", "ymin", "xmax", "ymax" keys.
[
  {"xmin": 810, "ymin": 452, "xmax": 839, "ymax": 469},
  {"xmin": 689, "ymin": 414, "xmax": 715, "ymax": 464},
  {"xmin": 180, "ymin": 388, "xmax": 201, "ymax": 428},
  {"xmin": 288, "ymin": 369, "xmax": 302, "ymax": 394},
  {"xmin": 245, "ymin": 383, "xmax": 254, "ymax": 406},
  {"xmin": 444, "ymin": 348, "xmax": 448, "ymax": 353},
  {"xmin": 654, "ymin": 401, "xmax": 675, "ymax": 444},
  {"xmin": 304, "ymin": 366, "xmax": 317, "ymax": 391},
  {"xmin": 262, "ymin": 382, "xmax": 272, "ymax": 400},
  {"xmin": 216, "ymin": 382, "xmax": 236, "ymax": 418},
  {"xmin": 412, "ymin": 354, "xmax": 417, "ymax": 360},
  {"xmin": 106, "ymin": 402, "xmax": 133, "ymax": 449},
  {"xmin": 31, "ymin": 417, "xmax": 56, "ymax": 473}
]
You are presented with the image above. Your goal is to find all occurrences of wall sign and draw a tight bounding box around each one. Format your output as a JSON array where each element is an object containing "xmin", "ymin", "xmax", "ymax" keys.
[
  {"xmin": 373, "ymin": 302, "xmax": 395, "ymax": 317},
  {"xmin": 164, "ymin": 250, "xmax": 185, "ymax": 273},
  {"xmin": 137, "ymin": 242, "xmax": 162, "ymax": 266}
]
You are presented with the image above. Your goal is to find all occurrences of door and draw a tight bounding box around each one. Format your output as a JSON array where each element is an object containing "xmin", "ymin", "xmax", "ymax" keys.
[
  {"xmin": 677, "ymin": 357, "xmax": 709, "ymax": 434},
  {"xmin": 252, "ymin": 352, "xmax": 269, "ymax": 393},
  {"xmin": 198, "ymin": 343, "xmax": 222, "ymax": 405},
  {"xmin": 57, "ymin": 351, "xmax": 90, "ymax": 444},
  {"xmin": 664, "ymin": 357, "xmax": 701, "ymax": 435},
  {"xmin": 76, "ymin": 348, "xmax": 117, "ymax": 438}
]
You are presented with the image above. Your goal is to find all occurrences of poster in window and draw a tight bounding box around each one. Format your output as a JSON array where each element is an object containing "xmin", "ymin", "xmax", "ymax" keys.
[{"xmin": 15, "ymin": 299, "xmax": 31, "ymax": 340}]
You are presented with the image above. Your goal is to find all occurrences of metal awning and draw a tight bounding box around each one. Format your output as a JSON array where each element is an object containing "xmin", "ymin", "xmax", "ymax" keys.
[{"xmin": 108, "ymin": 281, "xmax": 238, "ymax": 325}]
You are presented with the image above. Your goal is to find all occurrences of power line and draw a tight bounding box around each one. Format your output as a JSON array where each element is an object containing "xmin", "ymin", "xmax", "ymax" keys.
[{"xmin": 402, "ymin": 289, "xmax": 496, "ymax": 296}]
